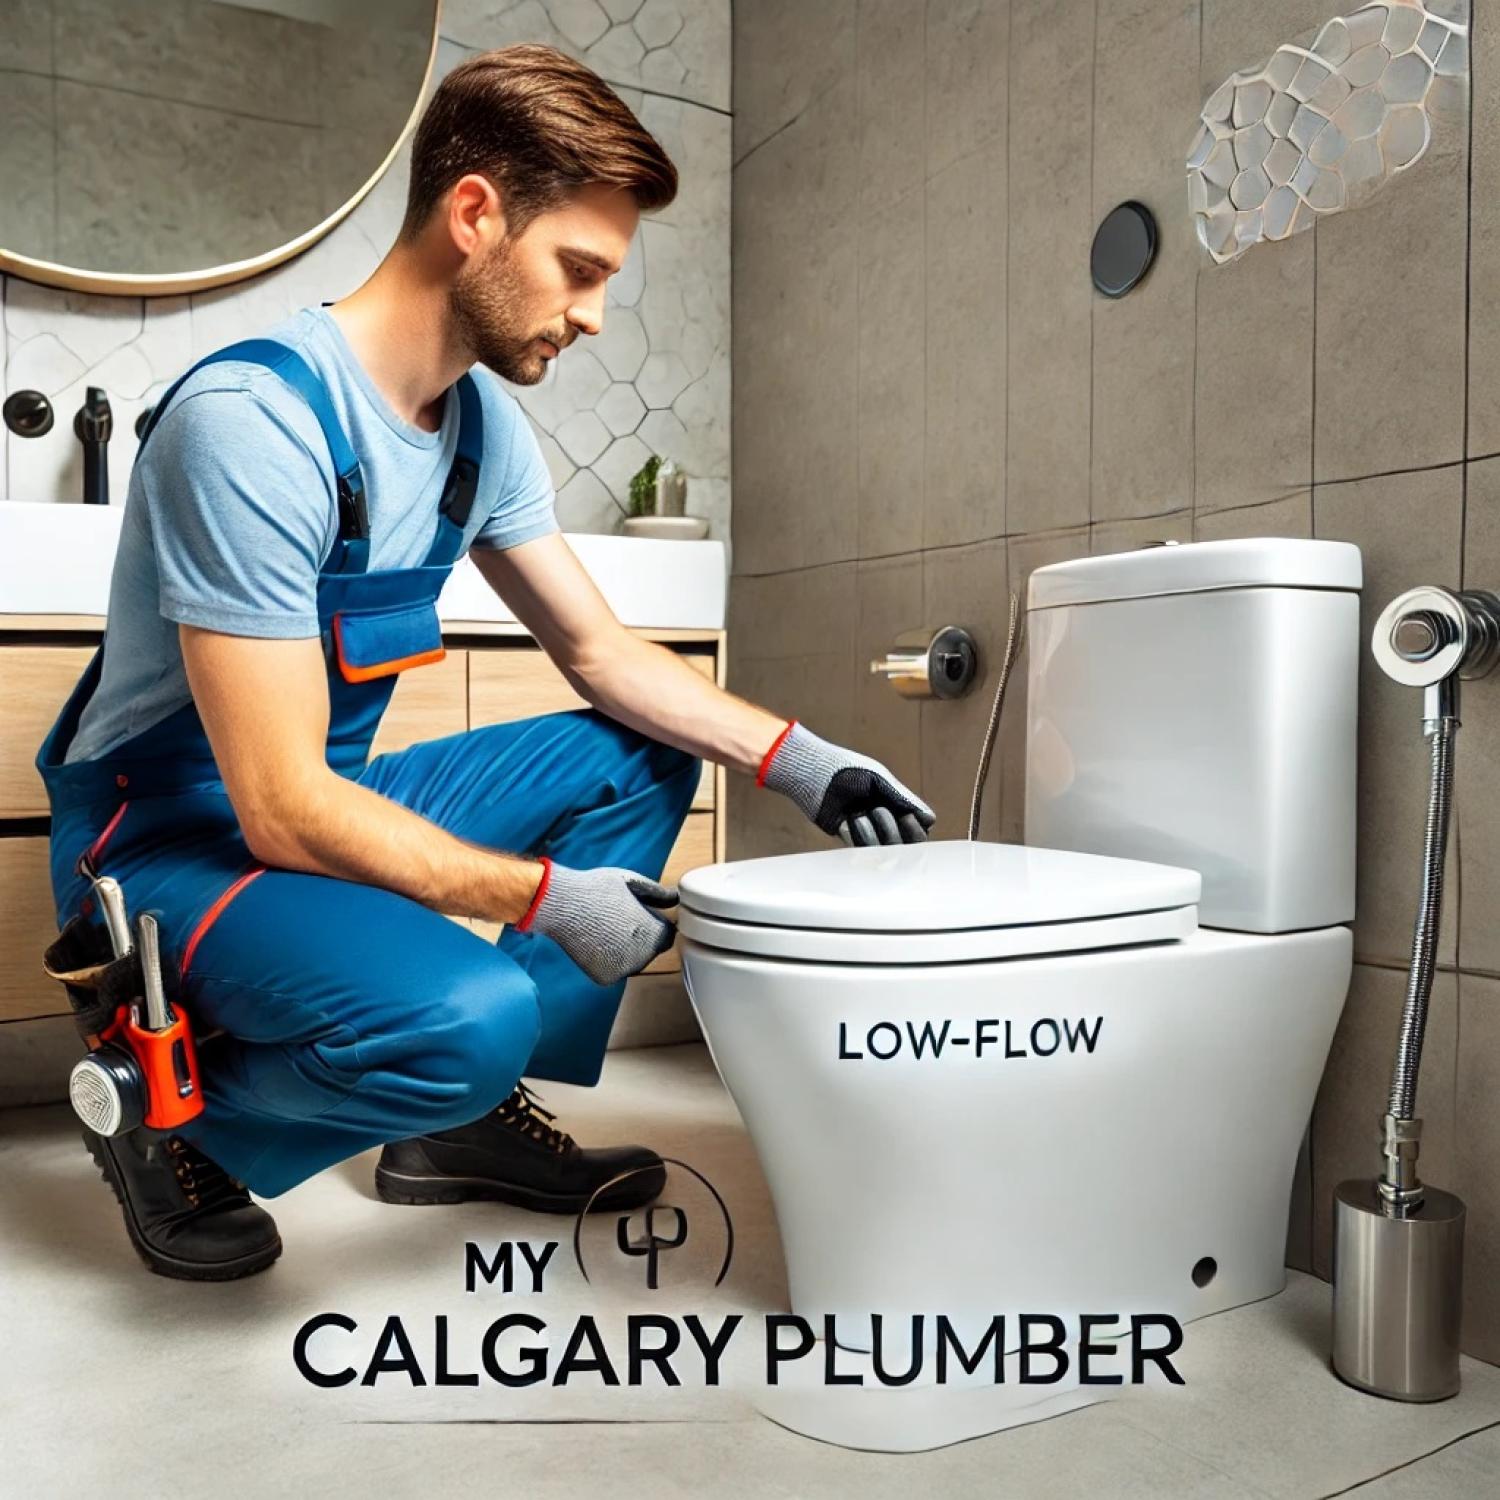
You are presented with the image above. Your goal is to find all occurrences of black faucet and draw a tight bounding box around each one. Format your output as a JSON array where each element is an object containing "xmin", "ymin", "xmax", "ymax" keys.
[{"xmin": 73, "ymin": 386, "xmax": 113, "ymax": 505}]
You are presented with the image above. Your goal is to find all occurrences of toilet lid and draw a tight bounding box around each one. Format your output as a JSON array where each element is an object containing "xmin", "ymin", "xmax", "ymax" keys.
[{"xmin": 676, "ymin": 840, "xmax": 1200, "ymax": 964}]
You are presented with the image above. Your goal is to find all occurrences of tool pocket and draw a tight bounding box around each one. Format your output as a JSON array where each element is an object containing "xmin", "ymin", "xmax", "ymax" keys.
[{"xmin": 331, "ymin": 598, "xmax": 446, "ymax": 684}]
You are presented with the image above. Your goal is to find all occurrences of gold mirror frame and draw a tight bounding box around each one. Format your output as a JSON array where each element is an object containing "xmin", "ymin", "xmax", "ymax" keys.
[{"xmin": 0, "ymin": 1, "xmax": 442, "ymax": 298}]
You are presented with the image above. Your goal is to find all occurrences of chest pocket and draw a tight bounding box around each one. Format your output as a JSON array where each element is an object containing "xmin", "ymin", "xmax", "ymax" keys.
[{"xmin": 331, "ymin": 598, "xmax": 446, "ymax": 683}]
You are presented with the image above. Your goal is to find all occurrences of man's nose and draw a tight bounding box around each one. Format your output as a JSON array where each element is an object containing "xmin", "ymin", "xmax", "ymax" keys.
[{"xmin": 567, "ymin": 288, "xmax": 607, "ymax": 339}]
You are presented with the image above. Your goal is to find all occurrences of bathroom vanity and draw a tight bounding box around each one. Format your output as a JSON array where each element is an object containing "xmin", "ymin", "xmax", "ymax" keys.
[{"xmin": 0, "ymin": 504, "xmax": 727, "ymax": 1099}]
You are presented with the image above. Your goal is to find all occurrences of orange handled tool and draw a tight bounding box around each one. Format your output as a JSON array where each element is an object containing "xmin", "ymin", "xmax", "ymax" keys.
[{"xmin": 68, "ymin": 882, "xmax": 204, "ymax": 1137}]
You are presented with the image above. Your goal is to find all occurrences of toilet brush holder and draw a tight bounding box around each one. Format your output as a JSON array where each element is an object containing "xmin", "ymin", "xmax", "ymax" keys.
[{"xmin": 1332, "ymin": 1178, "xmax": 1465, "ymax": 1401}]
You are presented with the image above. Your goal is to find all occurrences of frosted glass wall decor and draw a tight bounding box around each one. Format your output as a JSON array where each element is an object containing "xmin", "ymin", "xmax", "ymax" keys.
[{"xmin": 1187, "ymin": 1, "xmax": 1468, "ymax": 264}]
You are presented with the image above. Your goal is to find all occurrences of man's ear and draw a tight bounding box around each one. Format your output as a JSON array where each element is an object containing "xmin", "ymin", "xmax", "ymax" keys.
[{"xmin": 447, "ymin": 173, "xmax": 507, "ymax": 253}]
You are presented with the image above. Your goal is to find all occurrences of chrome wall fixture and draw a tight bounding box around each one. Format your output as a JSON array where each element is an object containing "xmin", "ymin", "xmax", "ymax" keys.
[
  {"xmin": 1330, "ymin": 583, "xmax": 1500, "ymax": 1402},
  {"xmin": 1188, "ymin": 0, "xmax": 1468, "ymax": 264},
  {"xmin": 869, "ymin": 626, "xmax": 979, "ymax": 701}
]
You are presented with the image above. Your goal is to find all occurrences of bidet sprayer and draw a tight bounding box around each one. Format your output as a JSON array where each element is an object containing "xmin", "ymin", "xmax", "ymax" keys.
[
  {"xmin": 1330, "ymin": 584, "xmax": 1496, "ymax": 1401},
  {"xmin": 1366, "ymin": 585, "xmax": 1500, "ymax": 1209}
]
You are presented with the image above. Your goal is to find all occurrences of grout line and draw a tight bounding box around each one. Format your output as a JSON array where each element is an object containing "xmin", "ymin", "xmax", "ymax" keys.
[
  {"xmin": 1088, "ymin": 0, "xmax": 1099, "ymax": 531},
  {"xmin": 729, "ymin": 446, "xmax": 1499, "ymax": 582},
  {"xmin": 1314, "ymin": 1417, "xmax": 1500, "ymax": 1498},
  {"xmin": 1189, "ymin": 0, "xmax": 1202, "ymax": 530},
  {"xmin": 1311, "ymin": 220, "xmax": 1319, "ymax": 531},
  {"xmin": 1001, "ymin": 0, "xmax": 1012, "ymax": 548}
]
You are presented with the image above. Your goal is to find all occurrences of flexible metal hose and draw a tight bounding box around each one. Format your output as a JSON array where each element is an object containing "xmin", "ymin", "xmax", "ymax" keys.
[
  {"xmin": 1387, "ymin": 717, "xmax": 1456, "ymax": 1122},
  {"xmin": 967, "ymin": 592, "xmax": 1024, "ymax": 841}
]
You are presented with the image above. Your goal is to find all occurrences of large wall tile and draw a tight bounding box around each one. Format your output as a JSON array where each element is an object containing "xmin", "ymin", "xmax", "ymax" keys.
[
  {"xmin": 731, "ymin": 225, "xmax": 858, "ymax": 573},
  {"xmin": 1455, "ymin": 972, "xmax": 1500, "ymax": 1363},
  {"xmin": 858, "ymin": 0, "xmax": 927, "ymax": 209},
  {"xmin": 926, "ymin": 0, "xmax": 1008, "ymax": 182},
  {"xmin": 730, "ymin": 0, "xmax": 854, "ymax": 162},
  {"xmin": 726, "ymin": 563, "xmax": 859, "ymax": 859},
  {"xmin": 1002, "ymin": 526, "xmax": 1091, "ymax": 840},
  {"xmin": 919, "ymin": 539, "xmax": 1009, "ymax": 842},
  {"xmin": 1193, "ymin": 490, "xmax": 1313, "ymax": 540},
  {"xmin": 1090, "ymin": 0, "xmax": 1200, "ymax": 522},
  {"xmin": 857, "ymin": 188, "xmax": 926, "ymax": 559},
  {"xmin": 1091, "ymin": 509, "xmax": 1191, "ymax": 554},
  {"xmin": 0, "ymin": 0, "xmax": 52, "ymax": 72},
  {"xmin": 854, "ymin": 553, "xmax": 926, "ymax": 798},
  {"xmin": 1310, "ymin": 962, "xmax": 1458, "ymax": 1279},
  {"xmin": 1314, "ymin": 465, "xmax": 1463, "ymax": 969},
  {"xmin": 1470, "ymin": 0, "xmax": 1500, "ymax": 455},
  {"xmin": 1314, "ymin": 127, "xmax": 1468, "ymax": 483},
  {"xmin": 1006, "ymin": 0, "xmax": 1093, "ymax": 535},
  {"xmin": 1199, "ymin": 0, "xmax": 1331, "ymax": 96},
  {"xmin": 1194, "ymin": 232, "xmax": 1314, "ymax": 513},
  {"xmin": 1458, "ymin": 456, "xmax": 1500, "ymax": 974},
  {"xmin": 924, "ymin": 149, "xmax": 1005, "ymax": 549}
]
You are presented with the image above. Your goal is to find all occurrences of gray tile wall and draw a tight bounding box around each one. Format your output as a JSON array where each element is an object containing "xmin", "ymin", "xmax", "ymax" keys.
[
  {"xmin": 1, "ymin": 1, "xmax": 730, "ymax": 546},
  {"xmin": 729, "ymin": 0, "xmax": 1500, "ymax": 1364}
]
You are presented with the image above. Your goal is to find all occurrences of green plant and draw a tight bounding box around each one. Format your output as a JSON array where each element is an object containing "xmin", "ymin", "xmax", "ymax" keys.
[{"xmin": 628, "ymin": 453, "xmax": 663, "ymax": 517}]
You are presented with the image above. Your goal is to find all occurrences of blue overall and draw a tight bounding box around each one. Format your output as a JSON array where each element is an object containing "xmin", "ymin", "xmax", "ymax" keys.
[{"xmin": 36, "ymin": 340, "xmax": 701, "ymax": 1199}]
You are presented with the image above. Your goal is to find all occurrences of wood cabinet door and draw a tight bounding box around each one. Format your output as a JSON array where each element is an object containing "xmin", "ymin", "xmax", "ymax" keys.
[
  {"xmin": 0, "ymin": 837, "xmax": 65, "ymax": 1021},
  {"xmin": 0, "ymin": 647, "xmax": 96, "ymax": 818}
]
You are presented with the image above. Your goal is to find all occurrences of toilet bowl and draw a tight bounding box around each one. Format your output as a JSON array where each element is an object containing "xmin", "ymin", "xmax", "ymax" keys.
[{"xmin": 677, "ymin": 537, "xmax": 1364, "ymax": 1448}]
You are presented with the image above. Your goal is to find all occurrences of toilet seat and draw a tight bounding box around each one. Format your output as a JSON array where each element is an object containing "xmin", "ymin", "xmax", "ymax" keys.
[{"xmin": 676, "ymin": 840, "xmax": 1200, "ymax": 964}]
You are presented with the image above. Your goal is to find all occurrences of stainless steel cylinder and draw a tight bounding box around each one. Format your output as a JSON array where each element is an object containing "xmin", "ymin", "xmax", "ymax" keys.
[{"xmin": 1332, "ymin": 1178, "xmax": 1465, "ymax": 1401}]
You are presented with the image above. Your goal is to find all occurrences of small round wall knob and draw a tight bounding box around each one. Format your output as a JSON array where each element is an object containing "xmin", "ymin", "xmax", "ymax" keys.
[{"xmin": 3, "ymin": 389, "xmax": 54, "ymax": 437}]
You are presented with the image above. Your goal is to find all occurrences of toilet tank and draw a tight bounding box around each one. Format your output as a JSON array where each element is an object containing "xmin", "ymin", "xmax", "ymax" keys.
[{"xmin": 1023, "ymin": 538, "xmax": 1362, "ymax": 933}]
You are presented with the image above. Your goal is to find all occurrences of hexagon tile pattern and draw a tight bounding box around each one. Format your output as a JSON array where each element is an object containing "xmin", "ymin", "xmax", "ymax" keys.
[{"xmin": 1187, "ymin": 0, "xmax": 1468, "ymax": 264}]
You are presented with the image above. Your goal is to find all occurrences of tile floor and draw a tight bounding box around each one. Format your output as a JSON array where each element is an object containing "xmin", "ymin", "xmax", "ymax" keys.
[{"xmin": 2, "ymin": 1041, "xmax": 1498, "ymax": 1498}]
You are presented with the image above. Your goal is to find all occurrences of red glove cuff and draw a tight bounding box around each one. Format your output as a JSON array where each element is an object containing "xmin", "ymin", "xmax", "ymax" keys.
[
  {"xmin": 755, "ymin": 720, "xmax": 798, "ymax": 787},
  {"xmin": 515, "ymin": 855, "xmax": 554, "ymax": 932}
]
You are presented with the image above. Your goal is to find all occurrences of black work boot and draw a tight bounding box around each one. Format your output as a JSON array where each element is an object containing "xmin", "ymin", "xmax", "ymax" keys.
[
  {"xmin": 375, "ymin": 1081, "xmax": 667, "ymax": 1215},
  {"xmin": 81, "ymin": 1126, "xmax": 283, "ymax": 1281}
]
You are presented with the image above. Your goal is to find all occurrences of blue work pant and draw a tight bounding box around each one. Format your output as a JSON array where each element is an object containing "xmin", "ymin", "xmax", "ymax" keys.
[{"xmin": 65, "ymin": 708, "xmax": 700, "ymax": 1197}]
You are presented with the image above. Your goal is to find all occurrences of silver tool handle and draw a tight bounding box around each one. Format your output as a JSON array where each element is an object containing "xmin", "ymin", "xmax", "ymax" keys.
[
  {"xmin": 92, "ymin": 875, "xmax": 133, "ymax": 960},
  {"xmin": 136, "ymin": 913, "xmax": 174, "ymax": 1032}
]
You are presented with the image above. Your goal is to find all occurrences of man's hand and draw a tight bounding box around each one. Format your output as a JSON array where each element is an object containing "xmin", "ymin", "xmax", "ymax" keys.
[
  {"xmin": 758, "ymin": 721, "xmax": 936, "ymax": 846},
  {"xmin": 517, "ymin": 857, "xmax": 679, "ymax": 984}
]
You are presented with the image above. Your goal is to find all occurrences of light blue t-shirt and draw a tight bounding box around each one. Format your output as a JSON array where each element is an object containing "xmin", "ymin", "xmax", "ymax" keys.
[{"xmin": 65, "ymin": 304, "xmax": 558, "ymax": 764}]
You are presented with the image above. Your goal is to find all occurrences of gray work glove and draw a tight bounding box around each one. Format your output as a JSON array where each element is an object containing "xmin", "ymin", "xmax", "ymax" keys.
[
  {"xmin": 516, "ymin": 857, "xmax": 679, "ymax": 985},
  {"xmin": 757, "ymin": 720, "xmax": 936, "ymax": 846}
]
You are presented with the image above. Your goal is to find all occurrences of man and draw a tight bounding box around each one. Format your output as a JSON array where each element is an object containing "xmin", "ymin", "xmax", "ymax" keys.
[{"xmin": 37, "ymin": 44, "xmax": 934, "ymax": 1282}]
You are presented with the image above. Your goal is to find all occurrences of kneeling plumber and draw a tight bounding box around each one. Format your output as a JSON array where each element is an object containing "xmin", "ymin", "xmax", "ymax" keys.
[{"xmin": 35, "ymin": 44, "xmax": 934, "ymax": 1282}]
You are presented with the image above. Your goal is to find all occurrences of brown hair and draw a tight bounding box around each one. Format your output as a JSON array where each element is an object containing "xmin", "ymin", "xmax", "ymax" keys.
[{"xmin": 399, "ymin": 43, "xmax": 678, "ymax": 242}]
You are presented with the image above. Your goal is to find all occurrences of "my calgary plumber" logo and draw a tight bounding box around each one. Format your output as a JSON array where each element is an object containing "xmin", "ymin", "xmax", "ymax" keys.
[{"xmin": 573, "ymin": 1155, "xmax": 734, "ymax": 1293}]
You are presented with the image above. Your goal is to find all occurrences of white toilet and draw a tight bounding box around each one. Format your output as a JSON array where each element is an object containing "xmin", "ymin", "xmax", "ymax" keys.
[{"xmin": 677, "ymin": 538, "xmax": 1363, "ymax": 1443}]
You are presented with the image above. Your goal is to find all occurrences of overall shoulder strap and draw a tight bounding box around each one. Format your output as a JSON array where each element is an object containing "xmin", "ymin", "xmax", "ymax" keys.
[
  {"xmin": 139, "ymin": 337, "xmax": 370, "ymax": 575},
  {"xmin": 421, "ymin": 371, "xmax": 486, "ymax": 569}
]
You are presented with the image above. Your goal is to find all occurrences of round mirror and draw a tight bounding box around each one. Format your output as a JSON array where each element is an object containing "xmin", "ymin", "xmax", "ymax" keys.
[{"xmin": 0, "ymin": 0, "xmax": 439, "ymax": 297}]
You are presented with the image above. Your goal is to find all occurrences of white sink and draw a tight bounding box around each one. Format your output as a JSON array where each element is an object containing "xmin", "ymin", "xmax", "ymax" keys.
[{"xmin": 0, "ymin": 500, "xmax": 726, "ymax": 630}]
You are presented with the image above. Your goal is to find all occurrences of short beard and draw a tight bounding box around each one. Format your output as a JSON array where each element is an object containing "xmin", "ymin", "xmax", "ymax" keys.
[{"xmin": 448, "ymin": 235, "xmax": 548, "ymax": 386}]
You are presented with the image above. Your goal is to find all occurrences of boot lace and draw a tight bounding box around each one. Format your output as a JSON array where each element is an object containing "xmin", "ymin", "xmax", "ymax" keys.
[
  {"xmin": 164, "ymin": 1135, "xmax": 250, "ymax": 1212},
  {"xmin": 495, "ymin": 1081, "xmax": 575, "ymax": 1156}
]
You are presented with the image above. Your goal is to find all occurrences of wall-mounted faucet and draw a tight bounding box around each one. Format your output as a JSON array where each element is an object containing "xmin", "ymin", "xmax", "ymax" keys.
[{"xmin": 73, "ymin": 386, "xmax": 112, "ymax": 505}]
